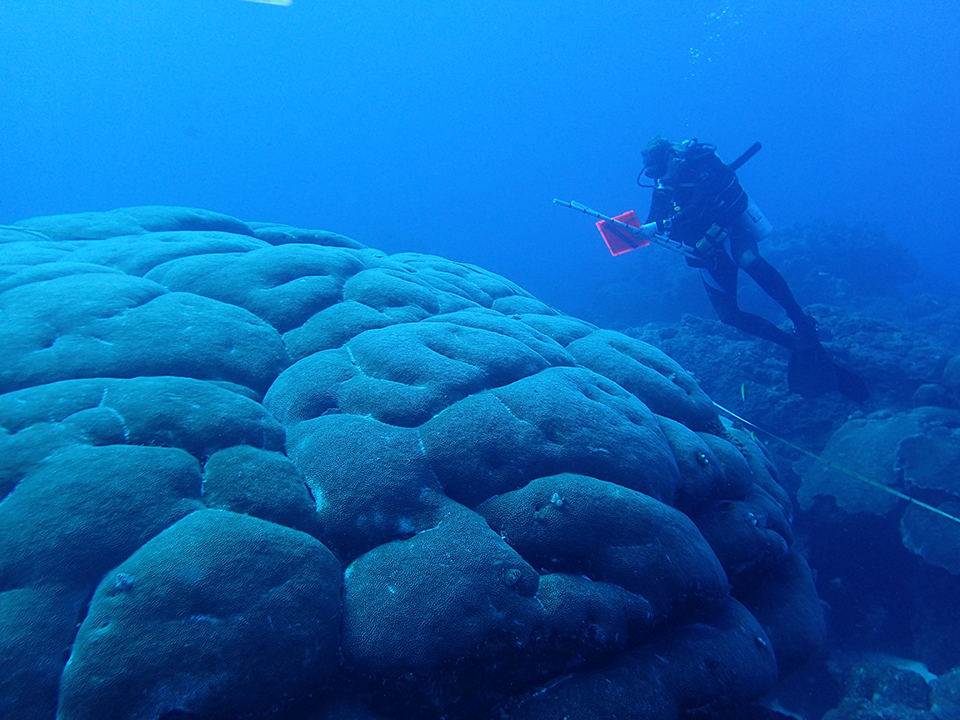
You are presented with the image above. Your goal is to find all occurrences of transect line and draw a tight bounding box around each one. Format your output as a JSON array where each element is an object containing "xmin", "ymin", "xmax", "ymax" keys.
[{"xmin": 713, "ymin": 401, "xmax": 960, "ymax": 526}]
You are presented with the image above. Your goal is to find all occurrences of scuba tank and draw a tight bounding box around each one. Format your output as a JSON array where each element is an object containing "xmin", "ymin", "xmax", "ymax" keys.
[
  {"xmin": 689, "ymin": 198, "xmax": 773, "ymax": 264},
  {"xmin": 740, "ymin": 198, "xmax": 773, "ymax": 242}
]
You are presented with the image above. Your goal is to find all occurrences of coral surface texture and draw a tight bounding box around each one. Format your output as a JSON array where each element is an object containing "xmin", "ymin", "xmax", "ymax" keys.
[{"xmin": 0, "ymin": 207, "xmax": 825, "ymax": 720}]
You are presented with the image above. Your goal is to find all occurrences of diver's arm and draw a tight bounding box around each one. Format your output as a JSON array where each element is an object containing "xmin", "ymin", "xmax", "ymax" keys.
[
  {"xmin": 634, "ymin": 188, "xmax": 672, "ymax": 239},
  {"xmin": 645, "ymin": 186, "xmax": 673, "ymax": 224}
]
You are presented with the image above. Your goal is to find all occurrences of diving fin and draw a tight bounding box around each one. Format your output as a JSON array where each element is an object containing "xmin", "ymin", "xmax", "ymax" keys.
[
  {"xmin": 788, "ymin": 342, "xmax": 869, "ymax": 402},
  {"xmin": 835, "ymin": 362, "xmax": 870, "ymax": 403}
]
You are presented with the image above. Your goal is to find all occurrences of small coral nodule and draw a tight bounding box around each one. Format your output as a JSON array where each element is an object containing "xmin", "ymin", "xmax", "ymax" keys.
[
  {"xmin": 114, "ymin": 573, "xmax": 134, "ymax": 592},
  {"xmin": 533, "ymin": 492, "xmax": 566, "ymax": 522},
  {"xmin": 501, "ymin": 567, "xmax": 523, "ymax": 588}
]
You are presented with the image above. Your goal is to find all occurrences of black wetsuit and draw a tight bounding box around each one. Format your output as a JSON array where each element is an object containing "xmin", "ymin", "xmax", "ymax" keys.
[
  {"xmin": 646, "ymin": 144, "xmax": 748, "ymax": 243},
  {"xmin": 645, "ymin": 143, "xmax": 810, "ymax": 349}
]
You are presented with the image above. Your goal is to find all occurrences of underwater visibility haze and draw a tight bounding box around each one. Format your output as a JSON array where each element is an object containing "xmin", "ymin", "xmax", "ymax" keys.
[
  {"xmin": 3, "ymin": 2, "xmax": 960, "ymax": 719},
  {"xmin": 3, "ymin": 0, "xmax": 960, "ymax": 313}
]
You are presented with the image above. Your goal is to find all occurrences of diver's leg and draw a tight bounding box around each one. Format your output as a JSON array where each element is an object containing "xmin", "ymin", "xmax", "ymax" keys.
[
  {"xmin": 702, "ymin": 255, "xmax": 795, "ymax": 348},
  {"xmin": 732, "ymin": 236, "xmax": 818, "ymax": 344}
]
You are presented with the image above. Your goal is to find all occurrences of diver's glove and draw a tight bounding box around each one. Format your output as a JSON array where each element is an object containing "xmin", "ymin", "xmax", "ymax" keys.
[{"xmin": 630, "ymin": 222, "xmax": 660, "ymax": 239}]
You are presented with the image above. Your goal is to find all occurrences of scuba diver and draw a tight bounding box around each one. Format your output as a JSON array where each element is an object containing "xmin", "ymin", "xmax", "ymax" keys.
[{"xmin": 630, "ymin": 136, "xmax": 868, "ymax": 402}]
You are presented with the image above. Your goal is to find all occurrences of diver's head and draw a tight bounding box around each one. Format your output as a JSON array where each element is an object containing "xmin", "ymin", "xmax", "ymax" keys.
[{"xmin": 641, "ymin": 135, "xmax": 677, "ymax": 179}]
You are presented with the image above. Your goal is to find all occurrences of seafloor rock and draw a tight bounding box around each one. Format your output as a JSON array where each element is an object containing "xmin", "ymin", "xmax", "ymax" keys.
[
  {"xmin": 0, "ymin": 207, "xmax": 825, "ymax": 719},
  {"xmin": 944, "ymin": 354, "xmax": 960, "ymax": 402},
  {"xmin": 798, "ymin": 406, "xmax": 960, "ymax": 575},
  {"xmin": 933, "ymin": 666, "xmax": 960, "ymax": 720},
  {"xmin": 820, "ymin": 658, "xmax": 935, "ymax": 720},
  {"xmin": 628, "ymin": 304, "xmax": 954, "ymax": 461}
]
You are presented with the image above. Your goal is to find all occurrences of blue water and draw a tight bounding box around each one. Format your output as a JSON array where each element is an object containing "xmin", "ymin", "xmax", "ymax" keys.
[
  {"xmin": 5, "ymin": 5, "xmax": 960, "ymax": 717},
  {"xmin": 2, "ymin": 0, "xmax": 958, "ymax": 317}
]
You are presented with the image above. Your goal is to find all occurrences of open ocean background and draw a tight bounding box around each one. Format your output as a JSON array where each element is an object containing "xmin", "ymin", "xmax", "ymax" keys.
[
  {"xmin": 5, "ymin": 4, "xmax": 960, "ymax": 718},
  {"xmin": 3, "ymin": 0, "xmax": 958, "ymax": 325}
]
